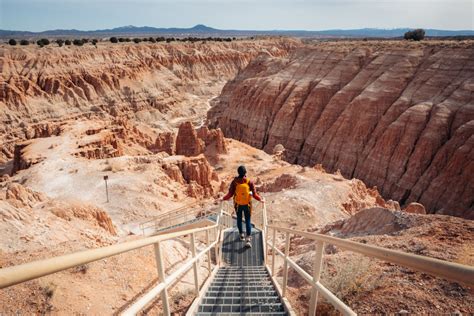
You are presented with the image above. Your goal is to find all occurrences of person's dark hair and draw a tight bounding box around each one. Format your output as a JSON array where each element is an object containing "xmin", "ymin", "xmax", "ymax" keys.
[{"xmin": 237, "ymin": 165, "xmax": 247, "ymax": 178}]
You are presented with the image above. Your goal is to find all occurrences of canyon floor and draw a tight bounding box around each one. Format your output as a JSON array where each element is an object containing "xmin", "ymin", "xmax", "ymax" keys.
[{"xmin": 0, "ymin": 39, "xmax": 473, "ymax": 314}]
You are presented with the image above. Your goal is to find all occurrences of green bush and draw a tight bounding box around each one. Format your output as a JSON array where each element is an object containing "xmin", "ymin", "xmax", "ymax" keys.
[
  {"xmin": 8, "ymin": 39, "xmax": 17, "ymax": 45},
  {"xmin": 404, "ymin": 28, "xmax": 425, "ymax": 41},
  {"xmin": 73, "ymin": 39, "xmax": 84, "ymax": 46},
  {"xmin": 110, "ymin": 37, "xmax": 118, "ymax": 43},
  {"xmin": 36, "ymin": 38, "xmax": 50, "ymax": 46}
]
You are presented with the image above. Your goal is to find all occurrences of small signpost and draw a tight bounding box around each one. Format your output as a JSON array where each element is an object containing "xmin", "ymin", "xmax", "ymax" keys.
[{"xmin": 103, "ymin": 175, "xmax": 109, "ymax": 203}]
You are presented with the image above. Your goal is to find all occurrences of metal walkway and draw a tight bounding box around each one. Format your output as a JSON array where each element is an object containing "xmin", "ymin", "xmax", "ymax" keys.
[{"xmin": 195, "ymin": 228, "xmax": 288, "ymax": 315}]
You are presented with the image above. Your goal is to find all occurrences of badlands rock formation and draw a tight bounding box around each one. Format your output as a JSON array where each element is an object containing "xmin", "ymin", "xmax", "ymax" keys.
[
  {"xmin": 209, "ymin": 41, "xmax": 474, "ymax": 218},
  {"xmin": 0, "ymin": 39, "xmax": 297, "ymax": 165}
]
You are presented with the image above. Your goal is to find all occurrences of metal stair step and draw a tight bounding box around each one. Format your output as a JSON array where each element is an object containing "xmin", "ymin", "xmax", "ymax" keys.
[
  {"xmin": 196, "ymin": 313, "xmax": 288, "ymax": 316},
  {"xmin": 201, "ymin": 297, "xmax": 281, "ymax": 305},
  {"xmin": 204, "ymin": 291, "xmax": 279, "ymax": 298},
  {"xmin": 198, "ymin": 303, "xmax": 286, "ymax": 313}
]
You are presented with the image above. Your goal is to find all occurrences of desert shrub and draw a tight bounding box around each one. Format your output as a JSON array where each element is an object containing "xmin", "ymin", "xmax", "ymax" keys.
[
  {"xmin": 321, "ymin": 254, "xmax": 380, "ymax": 302},
  {"xmin": 82, "ymin": 38, "xmax": 89, "ymax": 43},
  {"xmin": 143, "ymin": 37, "xmax": 149, "ymax": 42},
  {"xmin": 20, "ymin": 39, "xmax": 29, "ymax": 45},
  {"xmin": 73, "ymin": 39, "xmax": 84, "ymax": 46},
  {"xmin": 8, "ymin": 39, "xmax": 17, "ymax": 45},
  {"xmin": 36, "ymin": 38, "xmax": 50, "ymax": 46},
  {"xmin": 118, "ymin": 37, "xmax": 125, "ymax": 42},
  {"xmin": 64, "ymin": 39, "xmax": 71, "ymax": 45},
  {"xmin": 91, "ymin": 39, "xmax": 98, "ymax": 45},
  {"xmin": 156, "ymin": 36, "xmax": 165, "ymax": 42},
  {"xmin": 404, "ymin": 28, "xmax": 425, "ymax": 41},
  {"xmin": 125, "ymin": 37, "xmax": 131, "ymax": 42},
  {"xmin": 42, "ymin": 282, "xmax": 57, "ymax": 298},
  {"xmin": 149, "ymin": 37, "xmax": 156, "ymax": 43},
  {"xmin": 56, "ymin": 39, "xmax": 64, "ymax": 47},
  {"xmin": 110, "ymin": 36, "xmax": 118, "ymax": 43},
  {"xmin": 166, "ymin": 37, "xmax": 174, "ymax": 43},
  {"xmin": 133, "ymin": 38, "xmax": 142, "ymax": 43}
]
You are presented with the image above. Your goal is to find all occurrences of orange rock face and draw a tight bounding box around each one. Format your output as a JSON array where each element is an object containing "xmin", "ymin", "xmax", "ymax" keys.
[
  {"xmin": 175, "ymin": 122, "xmax": 205, "ymax": 156},
  {"xmin": 209, "ymin": 43, "xmax": 474, "ymax": 218},
  {"xmin": 174, "ymin": 121, "xmax": 227, "ymax": 157}
]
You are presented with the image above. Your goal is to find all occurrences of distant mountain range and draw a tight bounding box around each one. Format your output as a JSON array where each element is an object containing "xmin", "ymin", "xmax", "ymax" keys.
[{"xmin": 1, "ymin": 24, "xmax": 473, "ymax": 39}]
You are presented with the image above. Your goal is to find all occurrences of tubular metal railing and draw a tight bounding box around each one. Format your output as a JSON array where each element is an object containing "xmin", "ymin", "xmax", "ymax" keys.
[
  {"xmin": 263, "ymin": 199, "xmax": 474, "ymax": 316},
  {"xmin": 1, "ymin": 199, "xmax": 473, "ymax": 316},
  {"xmin": 139, "ymin": 202, "xmax": 219, "ymax": 236},
  {"xmin": 0, "ymin": 207, "xmax": 235, "ymax": 316}
]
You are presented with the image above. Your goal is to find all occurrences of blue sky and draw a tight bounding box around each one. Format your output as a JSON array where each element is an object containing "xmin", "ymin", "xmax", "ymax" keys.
[{"xmin": 0, "ymin": 0, "xmax": 473, "ymax": 31}]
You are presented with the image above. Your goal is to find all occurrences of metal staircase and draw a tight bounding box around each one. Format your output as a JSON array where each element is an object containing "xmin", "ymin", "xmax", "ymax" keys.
[
  {"xmin": 195, "ymin": 228, "xmax": 288, "ymax": 315},
  {"xmin": 1, "ymin": 201, "xmax": 473, "ymax": 316}
]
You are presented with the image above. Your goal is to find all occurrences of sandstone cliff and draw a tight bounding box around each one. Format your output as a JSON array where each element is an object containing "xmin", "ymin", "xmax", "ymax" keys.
[{"xmin": 208, "ymin": 42, "xmax": 474, "ymax": 218}]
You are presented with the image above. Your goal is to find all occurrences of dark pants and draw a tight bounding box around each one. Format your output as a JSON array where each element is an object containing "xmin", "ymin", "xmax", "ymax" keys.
[{"xmin": 236, "ymin": 204, "xmax": 251, "ymax": 236}]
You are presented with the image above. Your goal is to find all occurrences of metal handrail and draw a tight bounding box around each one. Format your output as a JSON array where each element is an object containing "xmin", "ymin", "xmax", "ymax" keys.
[
  {"xmin": 0, "ymin": 210, "xmax": 231, "ymax": 316},
  {"xmin": 265, "ymin": 224, "xmax": 474, "ymax": 316}
]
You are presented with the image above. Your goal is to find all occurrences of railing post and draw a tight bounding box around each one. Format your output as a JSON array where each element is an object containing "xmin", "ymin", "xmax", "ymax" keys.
[
  {"xmin": 309, "ymin": 241, "xmax": 325, "ymax": 316},
  {"xmin": 206, "ymin": 229, "xmax": 211, "ymax": 274},
  {"xmin": 282, "ymin": 232, "xmax": 290, "ymax": 297},
  {"xmin": 190, "ymin": 233, "xmax": 200, "ymax": 296},
  {"xmin": 214, "ymin": 226, "xmax": 220, "ymax": 266},
  {"xmin": 271, "ymin": 228, "xmax": 276, "ymax": 276},
  {"xmin": 153, "ymin": 242, "xmax": 170, "ymax": 316}
]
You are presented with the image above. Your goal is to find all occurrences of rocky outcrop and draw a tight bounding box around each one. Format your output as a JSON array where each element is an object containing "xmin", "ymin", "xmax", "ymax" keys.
[
  {"xmin": 209, "ymin": 43, "xmax": 474, "ymax": 218},
  {"xmin": 163, "ymin": 155, "xmax": 219, "ymax": 197},
  {"xmin": 197, "ymin": 126, "xmax": 228, "ymax": 155},
  {"xmin": 174, "ymin": 122, "xmax": 227, "ymax": 157},
  {"xmin": 176, "ymin": 122, "xmax": 205, "ymax": 156},
  {"xmin": 5, "ymin": 183, "xmax": 46, "ymax": 208},
  {"xmin": 154, "ymin": 132, "xmax": 176, "ymax": 155},
  {"xmin": 404, "ymin": 202, "xmax": 426, "ymax": 215},
  {"xmin": 177, "ymin": 156, "xmax": 218, "ymax": 197},
  {"xmin": 76, "ymin": 130, "xmax": 123, "ymax": 159},
  {"xmin": 321, "ymin": 207, "xmax": 413, "ymax": 237},
  {"xmin": 50, "ymin": 204, "xmax": 117, "ymax": 235},
  {"xmin": 11, "ymin": 140, "xmax": 45, "ymax": 174}
]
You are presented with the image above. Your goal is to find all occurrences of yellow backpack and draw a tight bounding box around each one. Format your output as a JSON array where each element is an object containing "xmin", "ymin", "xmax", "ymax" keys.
[{"xmin": 234, "ymin": 179, "xmax": 251, "ymax": 205}]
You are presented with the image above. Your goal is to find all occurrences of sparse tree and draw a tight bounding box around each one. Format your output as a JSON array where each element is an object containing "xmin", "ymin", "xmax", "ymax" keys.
[
  {"xmin": 20, "ymin": 39, "xmax": 29, "ymax": 45},
  {"xmin": 156, "ymin": 37, "xmax": 165, "ymax": 42},
  {"xmin": 133, "ymin": 38, "xmax": 142, "ymax": 43},
  {"xmin": 110, "ymin": 37, "xmax": 118, "ymax": 43},
  {"xmin": 149, "ymin": 37, "xmax": 156, "ymax": 43},
  {"xmin": 73, "ymin": 39, "xmax": 84, "ymax": 46},
  {"xmin": 65, "ymin": 39, "xmax": 72, "ymax": 46},
  {"xmin": 404, "ymin": 28, "xmax": 425, "ymax": 41},
  {"xmin": 118, "ymin": 37, "xmax": 125, "ymax": 42},
  {"xmin": 36, "ymin": 38, "xmax": 50, "ymax": 47},
  {"xmin": 8, "ymin": 39, "xmax": 17, "ymax": 45},
  {"xmin": 56, "ymin": 39, "xmax": 64, "ymax": 47},
  {"xmin": 125, "ymin": 38, "xmax": 131, "ymax": 42}
]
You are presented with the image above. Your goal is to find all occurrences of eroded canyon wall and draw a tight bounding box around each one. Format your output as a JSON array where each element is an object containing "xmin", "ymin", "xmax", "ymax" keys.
[
  {"xmin": 0, "ymin": 39, "xmax": 298, "ymax": 163},
  {"xmin": 208, "ymin": 42, "xmax": 474, "ymax": 218}
]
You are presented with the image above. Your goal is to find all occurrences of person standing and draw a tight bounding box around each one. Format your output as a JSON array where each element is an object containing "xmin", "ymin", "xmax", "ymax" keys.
[{"xmin": 222, "ymin": 165, "xmax": 264, "ymax": 248}]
